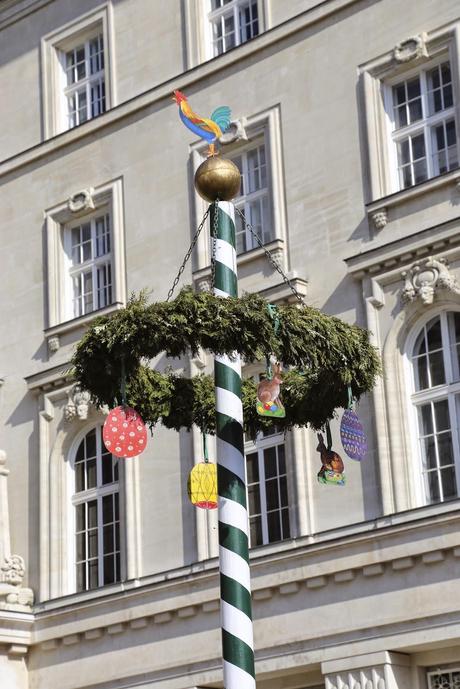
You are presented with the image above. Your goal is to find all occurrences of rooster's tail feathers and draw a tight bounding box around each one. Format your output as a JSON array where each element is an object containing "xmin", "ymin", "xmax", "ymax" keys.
[{"xmin": 210, "ymin": 106, "xmax": 231, "ymax": 133}]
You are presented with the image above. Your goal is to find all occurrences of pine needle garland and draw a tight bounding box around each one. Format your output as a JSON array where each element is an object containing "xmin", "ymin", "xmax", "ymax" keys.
[{"xmin": 72, "ymin": 287, "xmax": 381, "ymax": 433}]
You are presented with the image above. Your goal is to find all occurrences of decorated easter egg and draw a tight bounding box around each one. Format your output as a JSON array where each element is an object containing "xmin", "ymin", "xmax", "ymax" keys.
[
  {"xmin": 340, "ymin": 409, "xmax": 367, "ymax": 460},
  {"xmin": 187, "ymin": 462, "xmax": 218, "ymax": 509},
  {"xmin": 103, "ymin": 406, "xmax": 147, "ymax": 458}
]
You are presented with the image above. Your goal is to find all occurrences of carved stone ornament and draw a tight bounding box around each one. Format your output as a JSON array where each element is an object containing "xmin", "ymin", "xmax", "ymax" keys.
[
  {"xmin": 371, "ymin": 208, "xmax": 388, "ymax": 231},
  {"xmin": 65, "ymin": 385, "xmax": 92, "ymax": 421},
  {"xmin": 393, "ymin": 33, "xmax": 428, "ymax": 63},
  {"xmin": 47, "ymin": 335, "xmax": 60, "ymax": 354},
  {"xmin": 1, "ymin": 555, "xmax": 25, "ymax": 585},
  {"xmin": 67, "ymin": 188, "xmax": 95, "ymax": 214},
  {"xmin": 401, "ymin": 256, "xmax": 460, "ymax": 305},
  {"xmin": 218, "ymin": 118, "xmax": 248, "ymax": 145},
  {"xmin": 196, "ymin": 276, "xmax": 212, "ymax": 292}
]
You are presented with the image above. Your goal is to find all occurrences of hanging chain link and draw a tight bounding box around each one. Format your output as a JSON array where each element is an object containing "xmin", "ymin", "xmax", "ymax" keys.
[
  {"xmin": 210, "ymin": 200, "xmax": 219, "ymax": 292},
  {"xmin": 235, "ymin": 206, "xmax": 306, "ymax": 306},
  {"xmin": 166, "ymin": 206, "xmax": 211, "ymax": 302}
]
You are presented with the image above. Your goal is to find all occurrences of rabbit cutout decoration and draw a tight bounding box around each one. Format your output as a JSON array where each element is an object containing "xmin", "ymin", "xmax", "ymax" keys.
[
  {"xmin": 316, "ymin": 433, "xmax": 346, "ymax": 486},
  {"xmin": 256, "ymin": 362, "xmax": 286, "ymax": 418}
]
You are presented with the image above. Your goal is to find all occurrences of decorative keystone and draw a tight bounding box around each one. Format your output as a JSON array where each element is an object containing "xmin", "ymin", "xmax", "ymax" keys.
[
  {"xmin": 47, "ymin": 336, "xmax": 60, "ymax": 354},
  {"xmin": 371, "ymin": 208, "xmax": 388, "ymax": 231},
  {"xmin": 64, "ymin": 385, "xmax": 92, "ymax": 421},
  {"xmin": 401, "ymin": 256, "xmax": 460, "ymax": 305},
  {"xmin": 68, "ymin": 188, "xmax": 95, "ymax": 214},
  {"xmin": 393, "ymin": 33, "xmax": 428, "ymax": 63}
]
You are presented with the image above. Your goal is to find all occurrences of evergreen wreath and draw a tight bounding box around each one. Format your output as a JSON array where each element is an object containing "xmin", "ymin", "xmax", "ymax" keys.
[{"xmin": 72, "ymin": 287, "xmax": 381, "ymax": 435}]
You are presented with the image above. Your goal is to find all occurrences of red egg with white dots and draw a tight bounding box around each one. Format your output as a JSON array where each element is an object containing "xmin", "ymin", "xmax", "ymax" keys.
[{"xmin": 103, "ymin": 406, "xmax": 148, "ymax": 458}]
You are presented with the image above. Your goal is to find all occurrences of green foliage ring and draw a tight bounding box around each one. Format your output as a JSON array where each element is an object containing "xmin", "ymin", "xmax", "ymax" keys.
[{"xmin": 72, "ymin": 287, "xmax": 381, "ymax": 434}]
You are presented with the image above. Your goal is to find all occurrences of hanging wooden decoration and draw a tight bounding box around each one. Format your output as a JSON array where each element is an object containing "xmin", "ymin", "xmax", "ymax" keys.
[
  {"xmin": 103, "ymin": 406, "xmax": 148, "ymax": 458},
  {"xmin": 340, "ymin": 409, "xmax": 367, "ymax": 461},
  {"xmin": 316, "ymin": 428, "xmax": 346, "ymax": 486},
  {"xmin": 187, "ymin": 462, "xmax": 218, "ymax": 509},
  {"xmin": 256, "ymin": 362, "xmax": 286, "ymax": 418}
]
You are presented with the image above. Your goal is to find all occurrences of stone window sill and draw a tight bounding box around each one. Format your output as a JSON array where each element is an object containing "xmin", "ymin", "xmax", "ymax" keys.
[{"xmin": 44, "ymin": 302, "xmax": 124, "ymax": 354}]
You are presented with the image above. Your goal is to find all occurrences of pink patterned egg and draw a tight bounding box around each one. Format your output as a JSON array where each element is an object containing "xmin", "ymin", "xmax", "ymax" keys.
[
  {"xmin": 340, "ymin": 409, "xmax": 367, "ymax": 461},
  {"xmin": 103, "ymin": 406, "xmax": 147, "ymax": 458}
]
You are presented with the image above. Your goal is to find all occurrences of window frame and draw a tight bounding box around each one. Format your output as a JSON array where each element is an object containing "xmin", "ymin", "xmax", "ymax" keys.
[
  {"xmin": 406, "ymin": 308, "xmax": 460, "ymax": 506},
  {"xmin": 44, "ymin": 178, "xmax": 126, "ymax": 339},
  {"xmin": 63, "ymin": 211, "xmax": 113, "ymax": 321},
  {"xmin": 244, "ymin": 428, "xmax": 291, "ymax": 548},
  {"xmin": 71, "ymin": 425, "xmax": 121, "ymax": 592},
  {"xmin": 383, "ymin": 54, "xmax": 459, "ymax": 192},
  {"xmin": 208, "ymin": 0, "xmax": 260, "ymax": 57},
  {"xmin": 40, "ymin": 3, "xmax": 116, "ymax": 138},
  {"xmin": 427, "ymin": 667, "xmax": 460, "ymax": 689}
]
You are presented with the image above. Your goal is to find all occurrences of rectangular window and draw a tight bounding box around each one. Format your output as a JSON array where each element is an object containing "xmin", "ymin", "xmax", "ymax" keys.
[
  {"xmin": 246, "ymin": 431, "xmax": 290, "ymax": 547},
  {"xmin": 231, "ymin": 142, "xmax": 273, "ymax": 254},
  {"xmin": 65, "ymin": 213, "xmax": 113, "ymax": 319},
  {"xmin": 62, "ymin": 33, "xmax": 106, "ymax": 130},
  {"xmin": 388, "ymin": 60, "xmax": 458, "ymax": 190},
  {"xmin": 209, "ymin": 0, "xmax": 259, "ymax": 56},
  {"xmin": 428, "ymin": 668, "xmax": 460, "ymax": 689}
]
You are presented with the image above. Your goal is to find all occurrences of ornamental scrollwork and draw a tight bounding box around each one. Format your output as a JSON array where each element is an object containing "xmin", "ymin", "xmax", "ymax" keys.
[{"xmin": 401, "ymin": 256, "xmax": 460, "ymax": 305}]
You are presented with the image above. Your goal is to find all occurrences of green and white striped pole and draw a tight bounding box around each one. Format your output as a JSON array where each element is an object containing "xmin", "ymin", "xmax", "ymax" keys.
[{"xmin": 212, "ymin": 200, "xmax": 256, "ymax": 689}]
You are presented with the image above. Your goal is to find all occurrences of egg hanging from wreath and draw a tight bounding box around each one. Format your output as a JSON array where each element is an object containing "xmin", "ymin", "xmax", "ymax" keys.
[{"xmin": 103, "ymin": 406, "xmax": 148, "ymax": 458}]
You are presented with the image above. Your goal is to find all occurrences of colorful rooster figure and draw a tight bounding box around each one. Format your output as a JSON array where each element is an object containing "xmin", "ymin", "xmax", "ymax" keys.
[{"xmin": 173, "ymin": 90, "xmax": 232, "ymax": 157}]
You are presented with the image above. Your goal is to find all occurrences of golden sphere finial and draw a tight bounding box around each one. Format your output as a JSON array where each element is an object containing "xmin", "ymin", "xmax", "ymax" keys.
[{"xmin": 194, "ymin": 156, "xmax": 241, "ymax": 203}]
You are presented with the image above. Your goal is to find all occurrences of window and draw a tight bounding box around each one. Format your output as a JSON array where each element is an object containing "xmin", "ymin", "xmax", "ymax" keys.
[
  {"xmin": 410, "ymin": 312, "xmax": 460, "ymax": 504},
  {"xmin": 231, "ymin": 141, "xmax": 273, "ymax": 254},
  {"xmin": 72, "ymin": 426, "xmax": 121, "ymax": 591},
  {"xmin": 63, "ymin": 33, "xmax": 106, "ymax": 129},
  {"xmin": 245, "ymin": 429, "xmax": 290, "ymax": 546},
  {"xmin": 428, "ymin": 668, "xmax": 460, "ymax": 689},
  {"xmin": 209, "ymin": 0, "xmax": 259, "ymax": 56},
  {"xmin": 387, "ymin": 59, "xmax": 458, "ymax": 190},
  {"xmin": 64, "ymin": 212, "xmax": 113, "ymax": 319}
]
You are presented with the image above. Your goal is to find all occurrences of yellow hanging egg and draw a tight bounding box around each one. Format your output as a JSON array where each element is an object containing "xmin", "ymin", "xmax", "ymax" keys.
[{"xmin": 187, "ymin": 461, "xmax": 218, "ymax": 510}]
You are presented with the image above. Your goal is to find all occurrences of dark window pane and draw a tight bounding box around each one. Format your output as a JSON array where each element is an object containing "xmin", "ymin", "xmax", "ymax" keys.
[
  {"xmin": 248, "ymin": 485, "xmax": 261, "ymax": 515},
  {"xmin": 278, "ymin": 444, "xmax": 286, "ymax": 473},
  {"xmin": 446, "ymin": 119, "xmax": 456, "ymax": 146},
  {"xmin": 116, "ymin": 553, "xmax": 120, "ymax": 580},
  {"xmin": 102, "ymin": 455, "xmax": 113, "ymax": 485},
  {"xmin": 76, "ymin": 533, "xmax": 86, "ymax": 561},
  {"xmin": 265, "ymin": 478, "xmax": 279, "ymax": 510},
  {"xmin": 434, "ymin": 400, "xmax": 450, "ymax": 432},
  {"xmin": 401, "ymin": 165, "xmax": 412, "ymax": 188},
  {"xmin": 444, "ymin": 84, "xmax": 453, "ymax": 109},
  {"xmin": 246, "ymin": 453, "xmax": 259, "ymax": 482},
  {"xmin": 76, "ymin": 503, "xmax": 85, "ymax": 532},
  {"xmin": 407, "ymin": 77, "xmax": 420, "ymax": 99},
  {"xmin": 441, "ymin": 62, "xmax": 451, "ymax": 83},
  {"xmin": 418, "ymin": 404, "xmax": 433, "ymax": 435},
  {"xmin": 103, "ymin": 555, "xmax": 115, "ymax": 584},
  {"xmin": 86, "ymin": 458, "xmax": 97, "ymax": 489},
  {"xmin": 393, "ymin": 83, "xmax": 406, "ymax": 105},
  {"xmin": 76, "ymin": 563, "xmax": 86, "ymax": 592},
  {"xmin": 427, "ymin": 319, "xmax": 442, "ymax": 350},
  {"xmin": 426, "ymin": 470, "xmax": 440, "ymax": 503},
  {"xmin": 89, "ymin": 560, "xmax": 98, "ymax": 589},
  {"xmin": 88, "ymin": 530, "xmax": 98, "ymax": 558},
  {"xmin": 435, "ymin": 124, "xmax": 445, "ymax": 150},
  {"xmin": 429, "ymin": 350, "xmax": 445, "ymax": 386},
  {"xmin": 441, "ymin": 466, "xmax": 457, "ymax": 499},
  {"xmin": 398, "ymin": 139, "xmax": 410, "ymax": 165},
  {"xmin": 281, "ymin": 508, "xmax": 290, "ymax": 540},
  {"xmin": 267, "ymin": 511, "xmax": 281, "ymax": 543},
  {"xmin": 414, "ymin": 329, "xmax": 426, "ymax": 355},
  {"xmin": 413, "ymin": 160, "xmax": 428, "ymax": 184},
  {"xmin": 421, "ymin": 436, "xmax": 437, "ymax": 470},
  {"xmin": 113, "ymin": 456, "xmax": 119, "ymax": 482},
  {"xmin": 416, "ymin": 356, "xmax": 429, "ymax": 390},
  {"xmin": 85, "ymin": 429, "xmax": 96, "ymax": 457},
  {"xmin": 438, "ymin": 432, "xmax": 454, "ymax": 466},
  {"xmin": 87, "ymin": 500, "xmax": 97, "ymax": 528},
  {"xmin": 264, "ymin": 447, "xmax": 277, "ymax": 478},
  {"xmin": 408, "ymin": 98, "xmax": 422, "ymax": 122},
  {"xmin": 103, "ymin": 494, "xmax": 114, "ymax": 524},
  {"xmin": 114, "ymin": 493, "xmax": 119, "ymax": 521},
  {"xmin": 103, "ymin": 525, "xmax": 114, "ymax": 555},
  {"xmin": 250, "ymin": 516, "xmax": 262, "ymax": 546},
  {"xmin": 412, "ymin": 134, "xmax": 426, "ymax": 160},
  {"xmin": 76, "ymin": 440, "xmax": 85, "ymax": 462},
  {"xmin": 279, "ymin": 476, "xmax": 288, "ymax": 507},
  {"xmin": 114, "ymin": 523, "xmax": 120, "ymax": 551},
  {"xmin": 75, "ymin": 462, "xmax": 85, "ymax": 493}
]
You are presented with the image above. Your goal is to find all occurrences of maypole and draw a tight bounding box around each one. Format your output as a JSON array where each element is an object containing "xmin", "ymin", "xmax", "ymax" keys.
[{"xmin": 195, "ymin": 158, "xmax": 255, "ymax": 688}]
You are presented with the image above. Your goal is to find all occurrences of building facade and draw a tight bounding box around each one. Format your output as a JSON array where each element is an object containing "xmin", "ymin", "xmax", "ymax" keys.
[{"xmin": 1, "ymin": 0, "xmax": 460, "ymax": 687}]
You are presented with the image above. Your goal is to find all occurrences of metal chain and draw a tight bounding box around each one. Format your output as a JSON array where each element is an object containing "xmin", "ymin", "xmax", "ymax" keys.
[
  {"xmin": 234, "ymin": 207, "xmax": 306, "ymax": 306},
  {"xmin": 210, "ymin": 200, "xmax": 219, "ymax": 292},
  {"xmin": 166, "ymin": 206, "xmax": 211, "ymax": 302}
]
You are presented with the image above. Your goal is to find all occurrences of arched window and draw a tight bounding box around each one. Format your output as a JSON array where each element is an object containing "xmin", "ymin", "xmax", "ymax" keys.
[
  {"xmin": 411, "ymin": 311, "xmax": 460, "ymax": 504},
  {"xmin": 72, "ymin": 425, "xmax": 121, "ymax": 591}
]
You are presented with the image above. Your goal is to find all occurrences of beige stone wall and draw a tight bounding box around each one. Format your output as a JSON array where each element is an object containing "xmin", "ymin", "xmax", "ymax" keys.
[{"xmin": 1, "ymin": 0, "xmax": 460, "ymax": 687}]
